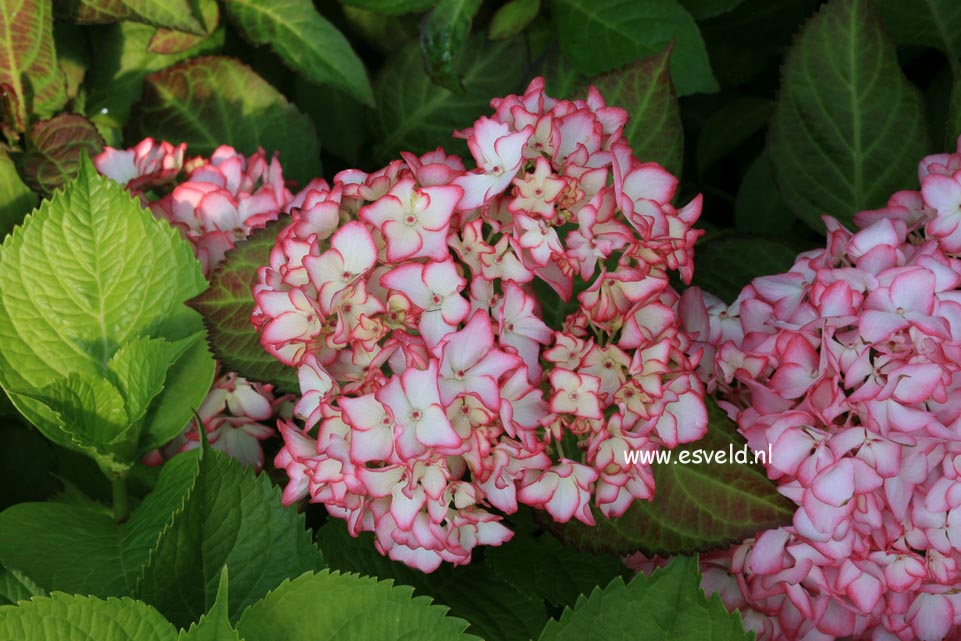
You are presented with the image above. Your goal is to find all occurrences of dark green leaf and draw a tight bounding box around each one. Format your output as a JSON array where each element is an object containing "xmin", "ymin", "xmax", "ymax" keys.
[
  {"xmin": 489, "ymin": 0, "xmax": 540, "ymax": 40},
  {"xmin": 0, "ymin": 565, "xmax": 46, "ymax": 606},
  {"xmin": 318, "ymin": 519, "xmax": 548, "ymax": 641},
  {"xmin": 768, "ymin": 0, "xmax": 930, "ymax": 231},
  {"xmin": 695, "ymin": 96, "xmax": 770, "ymax": 175},
  {"xmin": 340, "ymin": 0, "xmax": 438, "ymax": 13},
  {"xmin": 420, "ymin": 0, "xmax": 482, "ymax": 92},
  {"xmin": 734, "ymin": 153, "xmax": 796, "ymax": 238},
  {"xmin": 538, "ymin": 556, "xmax": 752, "ymax": 641},
  {"xmin": 190, "ymin": 219, "xmax": 299, "ymax": 393},
  {"xmin": 875, "ymin": 0, "xmax": 961, "ymax": 62},
  {"xmin": 679, "ymin": 0, "xmax": 746, "ymax": 19},
  {"xmin": 370, "ymin": 35, "xmax": 527, "ymax": 163},
  {"xmin": 137, "ymin": 448, "xmax": 325, "ymax": 627},
  {"xmin": 692, "ymin": 236, "xmax": 798, "ymax": 303},
  {"xmin": 84, "ymin": 21, "xmax": 224, "ymax": 127},
  {"xmin": 129, "ymin": 56, "xmax": 320, "ymax": 186},
  {"xmin": 547, "ymin": 398, "xmax": 795, "ymax": 555},
  {"xmin": 177, "ymin": 568, "xmax": 243, "ymax": 641},
  {"xmin": 20, "ymin": 114, "xmax": 104, "ymax": 194},
  {"xmin": 948, "ymin": 75, "xmax": 961, "ymax": 148},
  {"xmin": 589, "ymin": 48, "xmax": 683, "ymax": 177},
  {"xmin": 551, "ymin": 0, "xmax": 717, "ymax": 96},
  {"xmin": 222, "ymin": 0, "xmax": 373, "ymax": 106}
]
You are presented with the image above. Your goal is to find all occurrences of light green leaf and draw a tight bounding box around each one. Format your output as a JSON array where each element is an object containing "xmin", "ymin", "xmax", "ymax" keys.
[
  {"xmin": 129, "ymin": 56, "xmax": 320, "ymax": 186},
  {"xmin": 588, "ymin": 47, "xmax": 683, "ymax": 178},
  {"xmin": 0, "ymin": 593, "xmax": 178, "ymax": 641},
  {"xmin": 875, "ymin": 0, "xmax": 961, "ymax": 62},
  {"xmin": 178, "ymin": 568, "xmax": 243, "ymax": 641},
  {"xmin": 84, "ymin": 20, "xmax": 224, "ymax": 127},
  {"xmin": 420, "ymin": 0, "xmax": 482, "ymax": 92},
  {"xmin": 0, "ymin": 157, "xmax": 210, "ymax": 467},
  {"xmin": 552, "ymin": 0, "xmax": 717, "ymax": 96},
  {"xmin": 137, "ymin": 448, "xmax": 325, "ymax": 627},
  {"xmin": 768, "ymin": 0, "xmax": 930, "ymax": 231},
  {"xmin": 0, "ymin": 452, "xmax": 201, "ymax": 596},
  {"xmin": 0, "ymin": 0, "xmax": 67, "ymax": 128},
  {"xmin": 695, "ymin": 96, "xmax": 771, "ymax": 175},
  {"xmin": 317, "ymin": 519, "xmax": 548, "ymax": 641},
  {"xmin": 538, "ymin": 556, "xmax": 752, "ymax": 641},
  {"xmin": 222, "ymin": 0, "xmax": 373, "ymax": 105},
  {"xmin": 489, "ymin": 0, "xmax": 540, "ymax": 40},
  {"xmin": 370, "ymin": 35, "xmax": 527, "ymax": 164},
  {"xmin": 190, "ymin": 219, "xmax": 299, "ymax": 393},
  {"xmin": 339, "ymin": 0, "xmax": 438, "ymax": 13},
  {"xmin": 547, "ymin": 398, "xmax": 795, "ymax": 555},
  {"xmin": 0, "ymin": 151, "xmax": 36, "ymax": 239},
  {"xmin": 0, "ymin": 565, "xmax": 45, "ymax": 606},
  {"xmin": 236, "ymin": 571, "xmax": 480, "ymax": 641},
  {"xmin": 735, "ymin": 153, "xmax": 796, "ymax": 238}
]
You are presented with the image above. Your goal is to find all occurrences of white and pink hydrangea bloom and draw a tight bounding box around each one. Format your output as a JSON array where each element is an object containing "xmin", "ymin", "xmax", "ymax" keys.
[
  {"xmin": 255, "ymin": 77, "xmax": 708, "ymax": 572},
  {"xmin": 678, "ymin": 136, "xmax": 961, "ymax": 641}
]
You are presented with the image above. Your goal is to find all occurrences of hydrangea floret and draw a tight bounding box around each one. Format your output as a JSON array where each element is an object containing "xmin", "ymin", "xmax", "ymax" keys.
[
  {"xmin": 680, "ymin": 137, "xmax": 961, "ymax": 641},
  {"xmin": 252, "ymin": 78, "xmax": 708, "ymax": 572}
]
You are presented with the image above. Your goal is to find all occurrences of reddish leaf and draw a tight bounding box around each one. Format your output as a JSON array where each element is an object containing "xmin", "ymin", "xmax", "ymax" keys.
[
  {"xmin": 0, "ymin": 0, "xmax": 67, "ymax": 127},
  {"xmin": 20, "ymin": 114, "xmax": 104, "ymax": 194}
]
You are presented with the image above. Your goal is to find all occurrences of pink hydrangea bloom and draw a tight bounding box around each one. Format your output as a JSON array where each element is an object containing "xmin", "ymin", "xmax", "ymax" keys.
[
  {"xmin": 256, "ymin": 77, "xmax": 707, "ymax": 572},
  {"xmin": 684, "ymin": 136, "xmax": 961, "ymax": 641}
]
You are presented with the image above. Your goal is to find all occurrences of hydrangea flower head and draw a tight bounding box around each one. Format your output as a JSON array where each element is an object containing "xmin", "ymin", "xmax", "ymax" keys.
[{"xmin": 254, "ymin": 78, "xmax": 708, "ymax": 572}]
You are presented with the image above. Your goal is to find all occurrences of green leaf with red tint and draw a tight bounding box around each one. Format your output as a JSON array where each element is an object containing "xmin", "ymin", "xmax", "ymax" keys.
[
  {"xmin": 129, "ymin": 56, "xmax": 320, "ymax": 185},
  {"xmin": 148, "ymin": 0, "xmax": 220, "ymax": 55},
  {"xmin": 190, "ymin": 219, "xmax": 299, "ymax": 394},
  {"xmin": 0, "ymin": 0, "xmax": 67, "ymax": 128},
  {"xmin": 588, "ymin": 47, "xmax": 683, "ymax": 178},
  {"xmin": 546, "ymin": 397, "xmax": 795, "ymax": 555},
  {"xmin": 20, "ymin": 114, "xmax": 104, "ymax": 194}
]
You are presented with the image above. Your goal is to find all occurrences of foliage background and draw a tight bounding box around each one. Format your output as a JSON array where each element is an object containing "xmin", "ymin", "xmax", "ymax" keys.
[{"xmin": 2, "ymin": 0, "xmax": 961, "ymax": 638}]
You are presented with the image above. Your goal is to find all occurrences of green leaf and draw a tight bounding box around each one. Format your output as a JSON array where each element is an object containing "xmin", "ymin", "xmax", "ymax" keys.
[
  {"xmin": 489, "ymin": 0, "xmax": 540, "ymax": 40},
  {"xmin": 420, "ymin": 0, "xmax": 482, "ymax": 92},
  {"xmin": 735, "ymin": 153, "xmax": 796, "ymax": 238},
  {"xmin": 679, "ymin": 0, "xmax": 746, "ymax": 19},
  {"xmin": 0, "ymin": 0, "xmax": 67, "ymax": 127},
  {"xmin": 0, "ymin": 565, "xmax": 45, "ymax": 606},
  {"xmin": 588, "ymin": 47, "xmax": 683, "ymax": 178},
  {"xmin": 0, "ymin": 452, "xmax": 201, "ymax": 596},
  {"xmin": 295, "ymin": 80, "xmax": 369, "ymax": 165},
  {"xmin": 0, "ymin": 151, "xmax": 36, "ymax": 239},
  {"xmin": 129, "ymin": 56, "xmax": 320, "ymax": 186},
  {"xmin": 190, "ymin": 219, "xmax": 299, "ymax": 393},
  {"xmin": 137, "ymin": 448, "xmax": 325, "ymax": 627},
  {"xmin": 551, "ymin": 0, "xmax": 717, "ymax": 96},
  {"xmin": 54, "ymin": 0, "xmax": 135, "ymax": 23},
  {"xmin": 695, "ymin": 96, "xmax": 771, "ymax": 175},
  {"xmin": 54, "ymin": 21, "xmax": 89, "ymax": 99},
  {"xmin": 339, "ymin": 0, "xmax": 438, "ymax": 13},
  {"xmin": 236, "ymin": 571, "xmax": 479, "ymax": 641},
  {"xmin": 318, "ymin": 519, "xmax": 548, "ymax": 641},
  {"xmin": 537, "ymin": 556, "xmax": 752, "ymax": 641},
  {"xmin": 0, "ymin": 423, "xmax": 59, "ymax": 509},
  {"xmin": 0, "ymin": 593, "xmax": 178, "ymax": 641},
  {"xmin": 370, "ymin": 35, "xmax": 527, "ymax": 164},
  {"xmin": 485, "ymin": 518, "xmax": 629, "ymax": 609},
  {"xmin": 148, "ymin": 0, "xmax": 221, "ymax": 55},
  {"xmin": 948, "ymin": 75, "xmax": 961, "ymax": 148},
  {"xmin": 693, "ymin": 236, "xmax": 799, "ymax": 303},
  {"xmin": 121, "ymin": 0, "xmax": 204, "ymax": 33},
  {"xmin": 222, "ymin": 0, "xmax": 373, "ymax": 106},
  {"xmin": 84, "ymin": 20, "xmax": 224, "ymax": 127},
  {"xmin": 178, "ymin": 568, "xmax": 243, "ymax": 641},
  {"xmin": 0, "ymin": 157, "xmax": 211, "ymax": 468},
  {"xmin": 875, "ymin": 0, "xmax": 961, "ymax": 62},
  {"xmin": 547, "ymin": 398, "xmax": 795, "ymax": 555},
  {"xmin": 20, "ymin": 113, "xmax": 105, "ymax": 194},
  {"xmin": 767, "ymin": 0, "xmax": 930, "ymax": 231}
]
